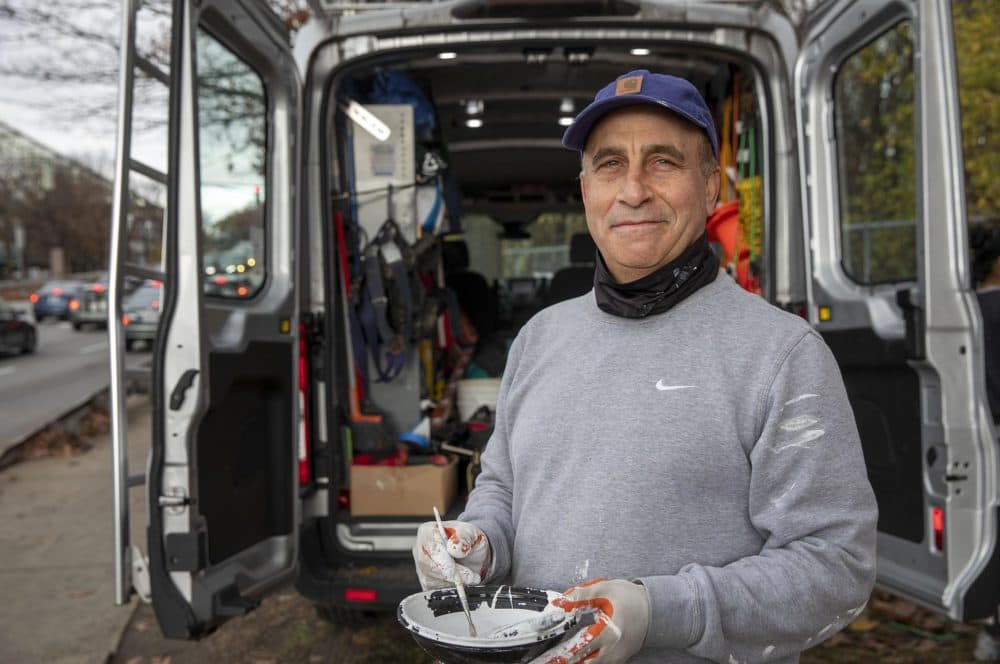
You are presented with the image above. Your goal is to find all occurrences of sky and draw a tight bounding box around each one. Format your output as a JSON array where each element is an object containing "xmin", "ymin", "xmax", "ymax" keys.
[{"xmin": 0, "ymin": 1, "xmax": 169, "ymax": 180}]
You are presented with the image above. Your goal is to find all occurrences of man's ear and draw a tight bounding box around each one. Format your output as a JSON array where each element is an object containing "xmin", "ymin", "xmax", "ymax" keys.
[
  {"xmin": 705, "ymin": 167, "xmax": 721, "ymax": 209},
  {"xmin": 578, "ymin": 170, "xmax": 587, "ymax": 199}
]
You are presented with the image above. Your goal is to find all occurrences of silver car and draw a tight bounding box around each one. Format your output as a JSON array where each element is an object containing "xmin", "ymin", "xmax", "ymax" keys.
[{"xmin": 121, "ymin": 281, "xmax": 161, "ymax": 351}]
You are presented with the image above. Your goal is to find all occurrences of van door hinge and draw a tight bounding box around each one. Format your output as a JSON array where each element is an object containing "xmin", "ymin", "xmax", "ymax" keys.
[
  {"xmin": 158, "ymin": 486, "xmax": 190, "ymax": 514},
  {"xmin": 129, "ymin": 545, "xmax": 152, "ymax": 602}
]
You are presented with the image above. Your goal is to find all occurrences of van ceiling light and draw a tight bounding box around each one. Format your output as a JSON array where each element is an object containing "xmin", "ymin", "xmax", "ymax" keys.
[
  {"xmin": 438, "ymin": 51, "xmax": 458, "ymax": 60},
  {"xmin": 560, "ymin": 97, "xmax": 574, "ymax": 114},
  {"xmin": 558, "ymin": 116, "xmax": 574, "ymax": 127},
  {"xmin": 630, "ymin": 47, "xmax": 651, "ymax": 56},
  {"xmin": 465, "ymin": 99, "xmax": 484, "ymax": 115},
  {"xmin": 343, "ymin": 100, "xmax": 391, "ymax": 141},
  {"xmin": 524, "ymin": 47, "xmax": 552, "ymax": 64},
  {"xmin": 466, "ymin": 118, "xmax": 484, "ymax": 129},
  {"xmin": 565, "ymin": 47, "xmax": 593, "ymax": 64}
]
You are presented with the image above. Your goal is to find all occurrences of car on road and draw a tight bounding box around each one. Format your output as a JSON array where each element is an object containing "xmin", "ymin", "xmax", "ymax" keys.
[
  {"xmin": 29, "ymin": 280, "xmax": 87, "ymax": 321},
  {"xmin": 70, "ymin": 280, "xmax": 110, "ymax": 330},
  {"xmin": 0, "ymin": 298, "xmax": 37, "ymax": 355},
  {"xmin": 121, "ymin": 281, "xmax": 162, "ymax": 351}
]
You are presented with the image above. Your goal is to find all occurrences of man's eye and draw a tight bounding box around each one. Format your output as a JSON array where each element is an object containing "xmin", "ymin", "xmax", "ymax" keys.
[{"xmin": 598, "ymin": 159, "xmax": 622, "ymax": 170}]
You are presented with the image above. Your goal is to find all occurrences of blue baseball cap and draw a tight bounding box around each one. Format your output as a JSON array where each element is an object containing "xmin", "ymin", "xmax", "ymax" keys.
[{"xmin": 562, "ymin": 70, "xmax": 718, "ymax": 158}]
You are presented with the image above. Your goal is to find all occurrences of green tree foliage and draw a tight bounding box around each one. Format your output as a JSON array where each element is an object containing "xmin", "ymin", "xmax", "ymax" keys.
[
  {"xmin": 953, "ymin": 0, "xmax": 1000, "ymax": 225},
  {"xmin": 834, "ymin": 21, "xmax": 916, "ymax": 283}
]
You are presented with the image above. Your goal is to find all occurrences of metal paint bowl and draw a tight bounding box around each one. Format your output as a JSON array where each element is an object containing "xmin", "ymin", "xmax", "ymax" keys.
[{"xmin": 398, "ymin": 585, "xmax": 576, "ymax": 664}]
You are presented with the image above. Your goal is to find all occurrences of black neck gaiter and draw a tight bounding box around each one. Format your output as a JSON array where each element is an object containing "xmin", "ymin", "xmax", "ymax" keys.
[{"xmin": 593, "ymin": 232, "xmax": 719, "ymax": 319}]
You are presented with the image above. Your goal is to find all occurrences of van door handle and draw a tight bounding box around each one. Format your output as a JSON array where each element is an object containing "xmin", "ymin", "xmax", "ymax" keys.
[{"xmin": 169, "ymin": 369, "xmax": 198, "ymax": 410}]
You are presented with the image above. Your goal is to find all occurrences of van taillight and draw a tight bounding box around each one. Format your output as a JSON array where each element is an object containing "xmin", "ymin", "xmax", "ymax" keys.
[
  {"xmin": 338, "ymin": 490, "xmax": 350, "ymax": 510},
  {"xmin": 345, "ymin": 588, "xmax": 377, "ymax": 603},
  {"xmin": 298, "ymin": 323, "xmax": 312, "ymax": 488},
  {"xmin": 931, "ymin": 507, "xmax": 944, "ymax": 551}
]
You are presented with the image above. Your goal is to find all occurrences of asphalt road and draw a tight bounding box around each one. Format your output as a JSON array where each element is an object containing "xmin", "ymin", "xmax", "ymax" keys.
[{"xmin": 0, "ymin": 312, "xmax": 146, "ymax": 453}]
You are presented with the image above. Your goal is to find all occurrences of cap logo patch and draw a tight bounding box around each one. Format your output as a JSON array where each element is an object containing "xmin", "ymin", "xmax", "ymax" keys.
[{"xmin": 614, "ymin": 75, "xmax": 643, "ymax": 96}]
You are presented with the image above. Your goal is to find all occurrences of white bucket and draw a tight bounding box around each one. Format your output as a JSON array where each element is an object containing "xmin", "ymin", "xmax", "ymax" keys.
[{"xmin": 456, "ymin": 378, "xmax": 502, "ymax": 421}]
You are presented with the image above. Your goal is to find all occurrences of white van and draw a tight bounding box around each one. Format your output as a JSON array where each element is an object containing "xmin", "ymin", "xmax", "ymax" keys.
[{"xmin": 107, "ymin": 0, "xmax": 999, "ymax": 640}]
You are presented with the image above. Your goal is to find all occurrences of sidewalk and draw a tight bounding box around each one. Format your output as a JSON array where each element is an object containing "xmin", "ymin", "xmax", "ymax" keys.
[{"xmin": 0, "ymin": 397, "xmax": 150, "ymax": 664}]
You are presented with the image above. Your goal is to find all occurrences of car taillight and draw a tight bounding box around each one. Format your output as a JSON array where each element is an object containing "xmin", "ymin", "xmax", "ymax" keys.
[
  {"xmin": 344, "ymin": 588, "xmax": 377, "ymax": 603},
  {"xmin": 122, "ymin": 315, "xmax": 130, "ymax": 326},
  {"xmin": 237, "ymin": 286, "xmax": 248, "ymax": 297},
  {"xmin": 29, "ymin": 293, "xmax": 39, "ymax": 303},
  {"xmin": 931, "ymin": 506, "xmax": 944, "ymax": 552},
  {"xmin": 298, "ymin": 323, "xmax": 312, "ymax": 488},
  {"xmin": 92, "ymin": 284, "xmax": 106, "ymax": 293},
  {"xmin": 68, "ymin": 299, "xmax": 80, "ymax": 311},
  {"xmin": 52, "ymin": 288, "xmax": 63, "ymax": 296},
  {"xmin": 151, "ymin": 299, "xmax": 159, "ymax": 311}
]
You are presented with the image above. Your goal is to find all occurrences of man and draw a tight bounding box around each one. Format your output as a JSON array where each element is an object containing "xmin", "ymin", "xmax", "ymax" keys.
[
  {"xmin": 414, "ymin": 70, "xmax": 878, "ymax": 663},
  {"xmin": 971, "ymin": 225, "xmax": 1000, "ymax": 423}
]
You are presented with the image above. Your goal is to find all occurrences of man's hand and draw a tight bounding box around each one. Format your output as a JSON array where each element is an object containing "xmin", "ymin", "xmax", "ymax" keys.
[
  {"xmin": 412, "ymin": 520, "xmax": 492, "ymax": 590},
  {"xmin": 530, "ymin": 578, "xmax": 650, "ymax": 664}
]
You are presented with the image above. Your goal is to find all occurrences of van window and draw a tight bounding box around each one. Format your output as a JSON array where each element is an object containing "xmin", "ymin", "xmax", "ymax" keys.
[
  {"xmin": 503, "ymin": 213, "xmax": 589, "ymax": 279},
  {"xmin": 196, "ymin": 28, "xmax": 267, "ymax": 299},
  {"xmin": 461, "ymin": 212, "xmax": 589, "ymax": 281},
  {"xmin": 952, "ymin": 1, "xmax": 1000, "ymax": 255},
  {"xmin": 833, "ymin": 21, "xmax": 916, "ymax": 284}
]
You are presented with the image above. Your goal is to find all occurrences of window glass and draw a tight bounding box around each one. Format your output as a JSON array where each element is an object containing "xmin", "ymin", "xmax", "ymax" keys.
[
  {"xmin": 834, "ymin": 21, "xmax": 916, "ymax": 284},
  {"xmin": 196, "ymin": 28, "xmax": 267, "ymax": 299},
  {"xmin": 952, "ymin": 0, "xmax": 1000, "ymax": 286},
  {"xmin": 501, "ymin": 213, "xmax": 589, "ymax": 279}
]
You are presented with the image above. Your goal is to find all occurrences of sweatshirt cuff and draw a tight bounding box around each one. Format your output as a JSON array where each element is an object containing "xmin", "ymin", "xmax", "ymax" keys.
[{"xmin": 633, "ymin": 574, "xmax": 703, "ymax": 650}]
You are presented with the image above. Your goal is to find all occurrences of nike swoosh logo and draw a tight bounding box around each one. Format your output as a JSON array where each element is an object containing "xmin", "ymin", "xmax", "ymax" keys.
[{"xmin": 655, "ymin": 381, "xmax": 694, "ymax": 391}]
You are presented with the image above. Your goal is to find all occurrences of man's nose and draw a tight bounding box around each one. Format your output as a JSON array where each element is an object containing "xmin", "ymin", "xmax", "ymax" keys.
[{"xmin": 617, "ymin": 167, "xmax": 651, "ymax": 207}]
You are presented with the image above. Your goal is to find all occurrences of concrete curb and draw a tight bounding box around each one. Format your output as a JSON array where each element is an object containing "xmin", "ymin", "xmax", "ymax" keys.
[
  {"xmin": 0, "ymin": 371, "xmax": 151, "ymax": 469},
  {"xmin": 0, "ymin": 389, "xmax": 108, "ymax": 470}
]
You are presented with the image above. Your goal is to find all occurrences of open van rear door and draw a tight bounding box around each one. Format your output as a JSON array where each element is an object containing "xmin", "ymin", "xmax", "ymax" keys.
[
  {"xmin": 146, "ymin": 0, "xmax": 301, "ymax": 637},
  {"xmin": 796, "ymin": 0, "xmax": 998, "ymax": 619}
]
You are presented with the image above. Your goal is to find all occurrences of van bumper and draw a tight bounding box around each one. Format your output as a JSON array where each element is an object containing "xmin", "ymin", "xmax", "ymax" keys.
[{"xmin": 295, "ymin": 518, "xmax": 421, "ymax": 612}]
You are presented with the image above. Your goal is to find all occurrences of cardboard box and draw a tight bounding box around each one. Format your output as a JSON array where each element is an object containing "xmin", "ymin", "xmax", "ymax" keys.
[{"xmin": 350, "ymin": 456, "xmax": 458, "ymax": 517}]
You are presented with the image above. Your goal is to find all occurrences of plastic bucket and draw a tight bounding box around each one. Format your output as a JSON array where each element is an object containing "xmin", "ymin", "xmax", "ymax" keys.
[{"xmin": 456, "ymin": 378, "xmax": 502, "ymax": 421}]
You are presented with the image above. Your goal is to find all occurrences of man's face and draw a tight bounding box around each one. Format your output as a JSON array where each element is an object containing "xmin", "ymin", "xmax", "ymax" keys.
[{"xmin": 580, "ymin": 106, "xmax": 720, "ymax": 283}]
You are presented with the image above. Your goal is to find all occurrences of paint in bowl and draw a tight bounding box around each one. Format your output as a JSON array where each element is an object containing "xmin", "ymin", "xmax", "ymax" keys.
[{"xmin": 398, "ymin": 585, "xmax": 578, "ymax": 664}]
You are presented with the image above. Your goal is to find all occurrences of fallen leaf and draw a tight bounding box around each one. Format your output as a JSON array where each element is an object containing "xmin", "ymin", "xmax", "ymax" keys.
[
  {"xmin": 848, "ymin": 617, "xmax": 880, "ymax": 632},
  {"xmin": 820, "ymin": 632, "xmax": 850, "ymax": 648},
  {"xmin": 871, "ymin": 597, "xmax": 919, "ymax": 621},
  {"xmin": 69, "ymin": 589, "xmax": 95, "ymax": 599}
]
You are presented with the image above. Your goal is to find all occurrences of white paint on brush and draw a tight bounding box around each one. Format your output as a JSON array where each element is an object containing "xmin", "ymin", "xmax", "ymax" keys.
[{"xmin": 763, "ymin": 644, "xmax": 776, "ymax": 657}]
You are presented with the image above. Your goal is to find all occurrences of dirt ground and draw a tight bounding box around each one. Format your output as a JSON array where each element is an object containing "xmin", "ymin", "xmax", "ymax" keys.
[{"xmin": 111, "ymin": 587, "xmax": 993, "ymax": 663}]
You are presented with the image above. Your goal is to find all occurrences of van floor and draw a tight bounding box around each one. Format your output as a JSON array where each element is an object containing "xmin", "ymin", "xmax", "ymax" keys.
[{"xmin": 111, "ymin": 588, "xmax": 987, "ymax": 663}]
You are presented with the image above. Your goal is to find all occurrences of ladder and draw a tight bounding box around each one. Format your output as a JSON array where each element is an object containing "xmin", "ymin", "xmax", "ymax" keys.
[{"xmin": 109, "ymin": 0, "xmax": 170, "ymax": 606}]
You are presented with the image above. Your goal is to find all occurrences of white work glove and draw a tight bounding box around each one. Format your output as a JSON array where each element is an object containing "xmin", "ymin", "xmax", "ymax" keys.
[
  {"xmin": 412, "ymin": 520, "xmax": 492, "ymax": 591},
  {"xmin": 530, "ymin": 578, "xmax": 650, "ymax": 664}
]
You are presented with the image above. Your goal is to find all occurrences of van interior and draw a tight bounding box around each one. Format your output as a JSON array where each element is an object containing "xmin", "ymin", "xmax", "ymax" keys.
[{"xmin": 321, "ymin": 45, "xmax": 766, "ymax": 543}]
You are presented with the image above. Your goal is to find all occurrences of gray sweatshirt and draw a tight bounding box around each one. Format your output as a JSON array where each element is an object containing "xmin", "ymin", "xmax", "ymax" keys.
[{"xmin": 460, "ymin": 274, "xmax": 878, "ymax": 663}]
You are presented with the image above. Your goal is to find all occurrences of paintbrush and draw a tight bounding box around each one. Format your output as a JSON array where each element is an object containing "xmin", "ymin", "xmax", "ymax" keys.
[{"xmin": 433, "ymin": 506, "xmax": 478, "ymax": 637}]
